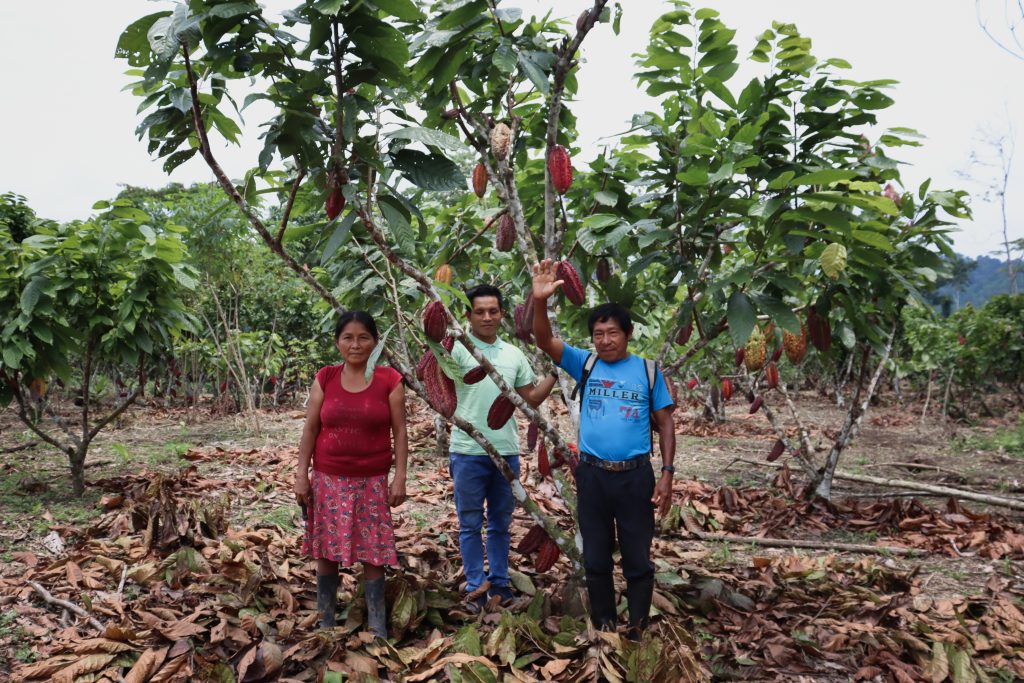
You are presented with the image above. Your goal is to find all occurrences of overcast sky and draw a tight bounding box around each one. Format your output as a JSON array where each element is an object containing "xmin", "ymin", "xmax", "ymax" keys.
[{"xmin": 1, "ymin": 1, "xmax": 1020, "ymax": 259}]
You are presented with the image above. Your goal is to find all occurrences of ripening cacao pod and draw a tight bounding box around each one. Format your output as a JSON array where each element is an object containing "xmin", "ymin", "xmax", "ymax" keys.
[
  {"xmin": 783, "ymin": 322, "xmax": 807, "ymax": 364},
  {"xmin": 538, "ymin": 440, "xmax": 551, "ymax": 477},
  {"xmin": 749, "ymin": 396, "xmax": 763, "ymax": 414},
  {"xmin": 325, "ymin": 188, "xmax": 346, "ymax": 220},
  {"xmin": 720, "ymin": 378, "xmax": 734, "ymax": 401},
  {"xmin": 807, "ymin": 306, "xmax": 832, "ymax": 353},
  {"xmin": 523, "ymin": 292, "xmax": 535, "ymax": 332},
  {"xmin": 487, "ymin": 394, "xmax": 516, "ymax": 429},
  {"xmin": 744, "ymin": 328, "xmax": 767, "ymax": 372},
  {"xmin": 527, "ymin": 420, "xmax": 538, "ymax": 451},
  {"xmin": 472, "ymin": 162, "xmax": 488, "ymax": 198},
  {"xmin": 687, "ymin": 378, "xmax": 698, "ymax": 391},
  {"xmin": 556, "ymin": 261, "xmax": 585, "ymax": 306},
  {"xmin": 763, "ymin": 322, "xmax": 775, "ymax": 340},
  {"xmin": 490, "ymin": 122, "xmax": 511, "ymax": 160},
  {"xmin": 765, "ymin": 363, "xmax": 779, "ymax": 390},
  {"xmin": 425, "ymin": 356, "xmax": 457, "ymax": 418},
  {"xmin": 416, "ymin": 349, "xmax": 435, "ymax": 382},
  {"xmin": 576, "ymin": 9, "xmax": 589, "ymax": 31},
  {"xmin": 675, "ymin": 322, "xmax": 693, "ymax": 346},
  {"xmin": 535, "ymin": 536, "xmax": 561, "ymax": 572},
  {"xmin": 435, "ymin": 264, "xmax": 453, "ymax": 285},
  {"xmin": 463, "ymin": 366, "xmax": 486, "ymax": 384},
  {"xmin": 517, "ymin": 524, "xmax": 547, "ymax": 554},
  {"xmin": 770, "ymin": 345, "xmax": 783, "ymax": 363},
  {"xmin": 423, "ymin": 301, "xmax": 447, "ymax": 343},
  {"xmin": 496, "ymin": 213, "xmax": 515, "ymax": 252},
  {"xmin": 734, "ymin": 348, "xmax": 745, "ymax": 368},
  {"xmin": 596, "ymin": 257, "xmax": 611, "ymax": 283},
  {"xmin": 767, "ymin": 439, "xmax": 785, "ymax": 462},
  {"xmin": 442, "ymin": 335, "xmax": 455, "ymax": 352},
  {"xmin": 513, "ymin": 303, "xmax": 534, "ymax": 344},
  {"xmin": 548, "ymin": 145, "xmax": 573, "ymax": 195}
]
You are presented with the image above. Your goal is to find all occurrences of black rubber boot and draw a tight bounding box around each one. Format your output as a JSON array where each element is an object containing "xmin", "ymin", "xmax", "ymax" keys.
[
  {"xmin": 365, "ymin": 577, "xmax": 387, "ymax": 639},
  {"xmin": 624, "ymin": 573, "xmax": 654, "ymax": 640},
  {"xmin": 317, "ymin": 573, "xmax": 340, "ymax": 629}
]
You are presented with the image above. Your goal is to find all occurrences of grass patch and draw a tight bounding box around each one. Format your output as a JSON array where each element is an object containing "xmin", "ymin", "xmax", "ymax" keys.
[{"xmin": 957, "ymin": 415, "xmax": 1024, "ymax": 457}]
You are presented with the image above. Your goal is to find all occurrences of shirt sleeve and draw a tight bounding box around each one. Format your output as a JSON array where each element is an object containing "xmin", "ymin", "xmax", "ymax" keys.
[
  {"xmin": 315, "ymin": 365, "xmax": 333, "ymax": 388},
  {"xmin": 651, "ymin": 366, "xmax": 674, "ymax": 411},
  {"xmin": 557, "ymin": 343, "xmax": 588, "ymax": 382},
  {"xmin": 513, "ymin": 348, "xmax": 536, "ymax": 388},
  {"xmin": 384, "ymin": 366, "xmax": 403, "ymax": 393}
]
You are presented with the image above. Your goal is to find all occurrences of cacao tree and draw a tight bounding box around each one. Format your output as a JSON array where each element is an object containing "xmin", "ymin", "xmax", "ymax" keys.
[{"xmin": 0, "ymin": 199, "xmax": 198, "ymax": 495}]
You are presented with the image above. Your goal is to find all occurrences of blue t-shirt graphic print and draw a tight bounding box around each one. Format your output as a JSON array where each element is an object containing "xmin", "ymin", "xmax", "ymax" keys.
[{"xmin": 559, "ymin": 343, "xmax": 674, "ymax": 461}]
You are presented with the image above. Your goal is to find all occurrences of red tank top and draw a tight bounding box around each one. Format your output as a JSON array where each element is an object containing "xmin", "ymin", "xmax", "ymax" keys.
[{"xmin": 313, "ymin": 364, "xmax": 402, "ymax": 477}]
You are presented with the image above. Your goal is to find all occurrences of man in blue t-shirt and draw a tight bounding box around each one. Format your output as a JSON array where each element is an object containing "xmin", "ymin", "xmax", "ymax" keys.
[{"xmin": 531, "ymin": 259, "xmax": 676, "ymax": 639}]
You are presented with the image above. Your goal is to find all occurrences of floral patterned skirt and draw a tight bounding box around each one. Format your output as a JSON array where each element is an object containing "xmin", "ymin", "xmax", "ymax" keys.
[{"xmin": 302, "ymin": 470, "xmax": 398, "ymax": 567}]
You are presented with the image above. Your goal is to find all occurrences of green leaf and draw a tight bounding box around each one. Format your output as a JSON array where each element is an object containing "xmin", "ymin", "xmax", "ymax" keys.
[
  {"xmin": 594, "ymin": 190, "xmax": 618, "ymax": 207},
  {"xmin": 727, "ymin": 291, "xmax": 757, "ymax": 347},
  {"xmin": 425, "ymin": 338, "xmax": 461, "ymax": 380},
  {"xmin": 350, "ymin": 21, "xmax": 409, "ymax": 68},
  {"xmin": 379, "ymin": 198, "xmax": 414, "ymax": 253},
  {"xmin": 851, "ymin": 229, "xmax": 894, "ymax": 251},
  {"xmin": 518, "ymin": 51, "xmax": 550, "ymax": 94},
  {"xmin": 392, "ymin": 149, "xmax": 465, "ymax": 191},
  {"xmin": 792, "ymin": 169, "xmax": 858, "ymax": 186},
  {"xmin": 582, "ymin": 214, "xmax": 620, "ymax": 230},
  {"xmin": 750, "ymin": 294, "xmax": 801, "ymax": 335},
  {"xmin": 115, "ymin": 11, "xmax": 171, "ymax": 66},
  {"xmin": 321, "ymin": 211, "xmax": 357, "ymax": 265},
  {"xmin": 492, "ymin": 44, "xmax": 517, "ymax": 74},
  {"xmin": 20, "ymin": 276, "xmax": 46, "ymax": 315},
  {"xmin": 387, "ymin": 126, "xmax": 470, "ymax": 155},
  {"xmin": 820, "ymin": 243, "xmax": 847, "ymax": 279},
  {"xmin": 312, "ymin": 0, "xmax": 345, "ymax": 15},
  {"xmin": 371, "ymin": 0, "xmax": 423, "ymax": 21},
  {"xmin": 364, "ymin": 324, "xmax": 393, "ymax": 382}
]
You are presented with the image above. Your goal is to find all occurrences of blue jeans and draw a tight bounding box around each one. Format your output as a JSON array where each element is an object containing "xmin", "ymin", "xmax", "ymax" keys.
[{"xmin": 449, "ymin": 453, "xmax": 520, "ymax": 592}]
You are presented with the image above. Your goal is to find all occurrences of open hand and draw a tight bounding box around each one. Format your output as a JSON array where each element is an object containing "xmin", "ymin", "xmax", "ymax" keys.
[
  {"xmin": 531, "ymin": 259, "xmax": 564, "ymax": 301},
  {"xmin": 651, "ymin": 474, "xmax": 674, "ymax": 518}
]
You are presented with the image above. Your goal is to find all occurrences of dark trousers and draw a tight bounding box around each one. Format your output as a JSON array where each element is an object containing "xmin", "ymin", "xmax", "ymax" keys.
[{"xmin": 575, "ymin": 461, "xmax": 656, "ymax": 630}]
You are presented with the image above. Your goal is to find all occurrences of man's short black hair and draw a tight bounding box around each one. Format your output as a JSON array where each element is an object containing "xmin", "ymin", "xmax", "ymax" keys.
[
  {"xmin": 465, "ymin": 284, "xmax": 504, "ymax": 312},
  {"xmin": 587, "ymin": 303, "xmax": 633, "ymax": 336}
]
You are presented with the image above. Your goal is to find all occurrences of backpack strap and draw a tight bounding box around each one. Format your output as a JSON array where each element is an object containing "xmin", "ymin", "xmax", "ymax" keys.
[{"xmin": 570, "ymin": 353, "xmax": 599, "ymax": 403}]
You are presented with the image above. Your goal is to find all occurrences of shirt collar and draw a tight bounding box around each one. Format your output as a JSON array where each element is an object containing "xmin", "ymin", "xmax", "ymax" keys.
[{"xmin": 467, "ymin": 331, "xmax": 502, "ymax": 350}]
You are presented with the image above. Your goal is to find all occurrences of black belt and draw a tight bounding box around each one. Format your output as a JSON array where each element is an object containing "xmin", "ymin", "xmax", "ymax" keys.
[{"xmin": 579, "ymin": 452, "xmax": 649, "ymax": 472}]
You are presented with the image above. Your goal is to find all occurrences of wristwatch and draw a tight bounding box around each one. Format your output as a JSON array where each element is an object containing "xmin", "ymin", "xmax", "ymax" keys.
[{"xmin": 660, "ymin": 465, "xmax": 675, "ymax": 474}]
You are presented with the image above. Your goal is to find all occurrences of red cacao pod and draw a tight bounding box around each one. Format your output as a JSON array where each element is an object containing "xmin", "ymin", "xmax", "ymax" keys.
[
  {"xmin": 807, "ymin": 306, "xmax": 831, "ymax": 354},
  {"xmin": 538, "ymin": 440, "xmax": 551, "ymax": 477},
  {"xmin": 596, "ymin": 257, "xmax": 611, "ymax": 282},
  {"xmin": 325, "ymin": 188, "xmax": 345, "ymax": 220},
  {"xmin": 687, "ymin": 378, "xmax": 698, "ymax": 391},
  {"xmin": 416, "ymin": 349, "xmax": 434, "ymax": 382},
  {"xmin": 720, "ymin": 378, "xmax": 734, "ymax": 401},
  {"xmin": 535, "ymin": 536, "xmax": 561, "ymax": 572},
  {"xmin": 548, "ymin": 145, "xmax": 573, "ymax": 195},
  {"xmin": 423, "ymin": 301, "xmax": 447, "ymax": 343},
  {"xmin": 517, "ymin": 524, "xmax": 547, "ymax": 554},
  {"xmin": 556, "ymin": 261, "xmax": 585, "ymax": 306},
  {"xmin": 442, "ymin": 335, "xmax": 455, "ymax": 352},
  {"xmin": 487, "ymin": 394, "xmax": 516, "ymax": 429},
  {"xmin": 462, "ymin": 366, "xmax": 486, "ymax": 384},
  {"xmin": 490, "ymin": 122, "xmax": 511, "ymax": 160},
  {"xmin": 425, "ymin": 356, "xmax": 456, "ymax": 418},
  {"xmin": 770, "ymin": 344, "xmax": 783, "ymax": 363},
  {"xmin": 526, "ymin": 420, "xmax": 538, "ymax": 452},
  {"xmin": 734, "ymin": 347, "xmax": 745, "ymax": 368},
  {"xmin": 767, "ymin": 439, "xmax": 785, "ymax": 462},
  {"xmin": 496, "ymin": 213, "xmax": 515, "ymax": 252},
  {"xmin": 749, "ymin": 396, "xmax": 763, "ymax": 414},
  {"xmin": 472, "ymin": 162, "xmax": 488, "ymax": 198},
  {"xmin": 765, "ymin": 363, "xmax": 779, "ymax": 390},
  {"xmin": 513, "ymin": 303, "xmax": 534, "ymax": 344},
  {"xmin": 675, "ymin": 322, "xmax": 693, "ymax": 346}
]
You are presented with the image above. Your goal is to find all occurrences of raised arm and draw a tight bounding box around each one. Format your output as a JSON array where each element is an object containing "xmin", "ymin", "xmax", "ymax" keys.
[{"xmin": 531, "ymin": 259, "xmax": 565, "ymax": 365}]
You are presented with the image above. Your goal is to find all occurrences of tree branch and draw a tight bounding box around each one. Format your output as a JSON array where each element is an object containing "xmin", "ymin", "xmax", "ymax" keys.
[{"xmin": 274, "ymin": 168, "xmax": 306, "ymax": 245}]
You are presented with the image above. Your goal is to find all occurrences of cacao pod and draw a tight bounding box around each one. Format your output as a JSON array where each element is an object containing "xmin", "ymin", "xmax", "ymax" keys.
[
  {"xmin": 675, "ymin": 322, "xmax": 693, "ymax": 346},
  {"xmin": 749, "ymin": 396, "xmax": 763, "ymax": 414},
  {"xmin": 763, "ymin": 322, "xmax": 775, "ymax": 340},
  {"xmin": 325, "ymin": 188, "xmax": 345, "ymax": 220},
  {"xmin": 576, "ymin": 9, "xmax": 589, "ymax": 31},
  {"xmin": 720, "ymin": 379, "xmax": 734, "ymax": 401},
  {"xmin": 770, "ymin": 345, "xmax": 783, "ymax": 363},
  {"xmin": 535, "ymin": 536, "xmax": 561, "ymax": 572},
  {"xmin": 442, "ymin": 336, "xmax": 455, "ymax": 352},
  {"xmin": 517, "ymin": 524, "xmax": 547, "ymax": 554},
  {"xmin": 441, "ymin": 108, "xmax": 460, "ymax": 120},
  {"xmin": 435, "ymin": 264, "xmax": 453, "ymax": 285},
  {"xmin": 463, "ymin": 366, "xmax": 486, "ymax": 384},
  {"xmin": 422, "ymin": 301, "xmax": 447, "ymax": 343},
  {"xmin": 548, "ymin": 145, "xmax": 573, "ymax": 195},
  {"xmin": 538, "ymin": 440, "xmax": 551, "ymax": 477},
  {"xmin": 487, "ymin": 394, "xmax": 516, "ymax": 429},
  {"xmin": 734, "ymin": 348, "xmax": 745, "ymax": 368},
  {"xmin": 807, "ymin": 306, "xmax": 831, "ymax": 353},
  {"xmin": 765, "ymin": 363, "xmax": 779, "ymax": 390},
  {"xmin": 556, "ymin": 261, "xmax": 585, "ymax": 306},
  {"xmin": 526, "ymin": 420, "xmax": 538, "ymax": 451},
  {"xmin": 767, "ymin": 439, "xmax": 785, "ymax": 462},
  {"xmin": 490, "ymin": 122, "xmax": 511, "ymax": 160},
  {"xmin": 744, "ymin": 328, "xmax": 767, "ymax": 373},
  {"xmin": 783, "ymin": 322, "xmax": 807, "ymax": 364},
  {"xmin": 496, "ymin": 213, "xmax": 515, "ymax": 252},
  {"xmin": 596, "ymin": 257, "xmax": 611, "ymax": 283},
  {"xmin": 416, "ymin": 349, "xmax": 434, "ymax": 382},
  {"xmin": 687, "ymin": 378, "xmax": 698, "ymax": 391},
  {"xmin": 472, "ymin": 162, "xmax": 488, "ymax": 198},
  {"xmin": 424, "ymin": 356, "xmax": 457, "ymax": 418},
  {"xmin": 513, "ymin": 303, "xmax": 534, "ymax": 344}
]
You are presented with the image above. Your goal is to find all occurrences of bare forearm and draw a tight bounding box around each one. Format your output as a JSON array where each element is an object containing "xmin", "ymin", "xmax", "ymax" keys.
[
  {"xmin": 393, "ymin": 427, "xmax": 408, "ymax": 477},
  {"xmin": 532, "ymin": 297, "xmax": 562, "ymax": 361},
  {"xmin": 524, "ymin": 374, "xmax": 558, "ymax": 407},
  {"xmin": 297, "ymin": 428, "xmax": 316, "ymax": 474}
]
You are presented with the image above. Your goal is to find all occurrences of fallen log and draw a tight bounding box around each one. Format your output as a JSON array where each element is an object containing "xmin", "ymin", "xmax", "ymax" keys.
[{"xmin": 689, "ymin": 530, "xmax": 920, "ymax": 556}]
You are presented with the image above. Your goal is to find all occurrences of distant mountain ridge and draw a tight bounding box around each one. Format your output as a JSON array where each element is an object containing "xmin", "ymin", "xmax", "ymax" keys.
[{"xmin": 940, "ymin": 254, "xmax": 1023, "ymax": 309}]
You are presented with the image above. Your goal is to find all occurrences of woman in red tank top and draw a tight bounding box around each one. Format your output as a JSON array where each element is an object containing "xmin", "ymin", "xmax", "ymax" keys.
[{"xmin": 293, "ymin": 311, "xmax": 407, "ymax": 638}]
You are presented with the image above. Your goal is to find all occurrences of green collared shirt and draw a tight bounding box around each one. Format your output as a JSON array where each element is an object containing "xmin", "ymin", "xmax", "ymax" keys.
[{"xmin": 449, "ymin": 332, "xmax": 536, "ymax": 455}]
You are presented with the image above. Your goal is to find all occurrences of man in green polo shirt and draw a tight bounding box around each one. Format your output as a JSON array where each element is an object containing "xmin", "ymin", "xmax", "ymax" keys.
[{"xmin": 450, "ymin": 284, "xmax": 556, "ymax": 611}]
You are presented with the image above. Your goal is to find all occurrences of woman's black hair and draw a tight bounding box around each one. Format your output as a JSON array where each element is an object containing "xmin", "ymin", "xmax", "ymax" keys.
[
  {"xmin": 334, "ymin": 310, "xmax": 380, "ymax": 341},
  {"xmin": 587, "ymin": 303, "xmax": 633, "ymax": 335}
]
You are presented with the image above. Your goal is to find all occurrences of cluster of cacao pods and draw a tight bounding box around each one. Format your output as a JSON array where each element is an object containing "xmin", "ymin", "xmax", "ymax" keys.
[{"xmin": 556, "ymin": 261, "xmax": 585, "ymax": 306}]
